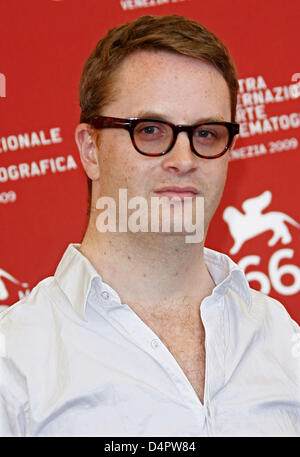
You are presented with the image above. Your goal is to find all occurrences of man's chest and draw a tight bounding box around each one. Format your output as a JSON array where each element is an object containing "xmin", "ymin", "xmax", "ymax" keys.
[
  {"xmin": 158, "ymin": 323, "xmax": 206, "ymax": 403},
  {"xmin": 135, "ymin": 306, "xmax": 206, "ymax": 403}
]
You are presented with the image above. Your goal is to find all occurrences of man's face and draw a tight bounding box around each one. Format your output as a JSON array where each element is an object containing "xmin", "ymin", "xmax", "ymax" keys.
[{"xmin": 92, "ymin": 50, "xmax": 232, "ymax": 237}]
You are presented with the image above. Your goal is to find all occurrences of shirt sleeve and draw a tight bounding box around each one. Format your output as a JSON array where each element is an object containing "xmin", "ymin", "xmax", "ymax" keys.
[{"xmin": 0, "ymin": 355, "xmax": 29, "ymax": 437}]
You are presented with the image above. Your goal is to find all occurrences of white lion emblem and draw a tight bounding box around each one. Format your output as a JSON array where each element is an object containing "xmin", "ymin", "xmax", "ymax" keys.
[{"xmin": 223, "ymin": 190, "xmax": 300, "ymax": 255}]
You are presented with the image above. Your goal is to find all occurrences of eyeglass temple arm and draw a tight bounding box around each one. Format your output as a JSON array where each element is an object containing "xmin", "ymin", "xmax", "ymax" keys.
[{"xmin": 88, "ymin": 116, "xmax": 132, "ymax": 130}]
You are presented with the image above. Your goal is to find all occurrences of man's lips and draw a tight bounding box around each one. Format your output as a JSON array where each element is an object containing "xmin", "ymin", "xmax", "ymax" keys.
[{"xmin": 154, "ymin": 186, "xmax": 199, "ymax": 199}]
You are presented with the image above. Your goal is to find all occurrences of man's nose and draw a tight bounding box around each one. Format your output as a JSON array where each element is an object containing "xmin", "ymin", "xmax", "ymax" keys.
[{"xmin": 161, "ymin": 132, "xmax": 198, "ymax": 174}]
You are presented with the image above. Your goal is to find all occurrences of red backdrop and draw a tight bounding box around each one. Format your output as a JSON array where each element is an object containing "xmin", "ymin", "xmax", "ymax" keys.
[{"xmin": 0, "ymin": 0, "xmax": 299, "ymax": 324}]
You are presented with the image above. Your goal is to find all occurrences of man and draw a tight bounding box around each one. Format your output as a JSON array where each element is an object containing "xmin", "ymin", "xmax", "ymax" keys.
[{"xmin": 0, "ymin": 15, "xmax": 299, "ymax": 437}]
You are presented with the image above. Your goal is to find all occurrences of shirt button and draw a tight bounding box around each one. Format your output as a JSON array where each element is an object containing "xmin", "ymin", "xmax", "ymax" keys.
[
  {"xmin": 101, "ymin": 291, "xmax": 110, "ymax": 300},
  {"xmin": 151, "ymin": 339, "xmax": 160, "ymax": 349}
]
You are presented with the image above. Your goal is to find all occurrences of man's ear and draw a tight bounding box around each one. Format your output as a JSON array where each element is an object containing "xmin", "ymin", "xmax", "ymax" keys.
[{"xmin": 75, "ymin": 124, "xmax": 100, "ymax": 180}]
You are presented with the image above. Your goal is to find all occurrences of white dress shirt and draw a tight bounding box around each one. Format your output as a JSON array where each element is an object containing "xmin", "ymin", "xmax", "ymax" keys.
[{"xmin": 0, "ymin": 244, "xmax": 299, "ymax": 437}]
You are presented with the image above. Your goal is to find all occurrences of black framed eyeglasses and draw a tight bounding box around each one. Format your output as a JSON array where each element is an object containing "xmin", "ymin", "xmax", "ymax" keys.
[{"xmin": 87, "ymin": 115, "xmax": 239, "ymax": 159}]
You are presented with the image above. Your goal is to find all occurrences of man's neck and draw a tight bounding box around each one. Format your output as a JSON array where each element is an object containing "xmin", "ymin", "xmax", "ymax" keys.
[{"xmin": 79, "ymin": 217, "xmax": 215, "ymax": 312}]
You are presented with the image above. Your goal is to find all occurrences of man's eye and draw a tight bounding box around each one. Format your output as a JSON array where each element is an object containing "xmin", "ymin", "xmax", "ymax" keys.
[
  {"xmin": 141, "ymin": 126, "xmax": 160, "ymax": 135},
  {"xmin": 135, "ymin": 123, "xmax": 166, "ymax": 140},
  {"xmin": 195, "ymin": 129, "xmax": 215, "ymax": 139}
]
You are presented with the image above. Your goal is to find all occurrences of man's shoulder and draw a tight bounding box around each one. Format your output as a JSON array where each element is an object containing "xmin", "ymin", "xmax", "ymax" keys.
[
  {"xmin": 0, "ymin": 275, "xmax": 65, "ymax": 332},
  {"xmin": 0, "ymin": 274, "xmax": 77, "ymax": 369},
  {"xmin": 248, "ymin": 286, "xmax": 300, "ymax": 335}
]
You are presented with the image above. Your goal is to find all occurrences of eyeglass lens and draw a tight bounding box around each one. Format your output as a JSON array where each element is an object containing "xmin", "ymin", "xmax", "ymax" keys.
[{"xmin": 133, "ymin": 121, "xmax": 230, "ymax": 156}]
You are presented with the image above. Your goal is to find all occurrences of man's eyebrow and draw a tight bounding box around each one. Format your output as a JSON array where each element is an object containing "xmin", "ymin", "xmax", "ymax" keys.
[
  {"xmin": 135, "ymin": 111, "xmax": 167, "ymax": 120},
  {"xmin": 135, "ymin": 111, "xmax": 227, "ymax": 123}
]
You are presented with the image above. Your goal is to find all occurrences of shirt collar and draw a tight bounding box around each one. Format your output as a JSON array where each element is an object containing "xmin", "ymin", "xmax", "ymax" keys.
[
  {"xmin": 203, "ymin": 247, "xmax": 252, "ymax": 311},
  {"xmin": 54, "ymin": 243, "xmax": 101, "ymax": 320},
  {"xmin": 54, "ymin": 243, "xmax": 252, "ymax": 320}
]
